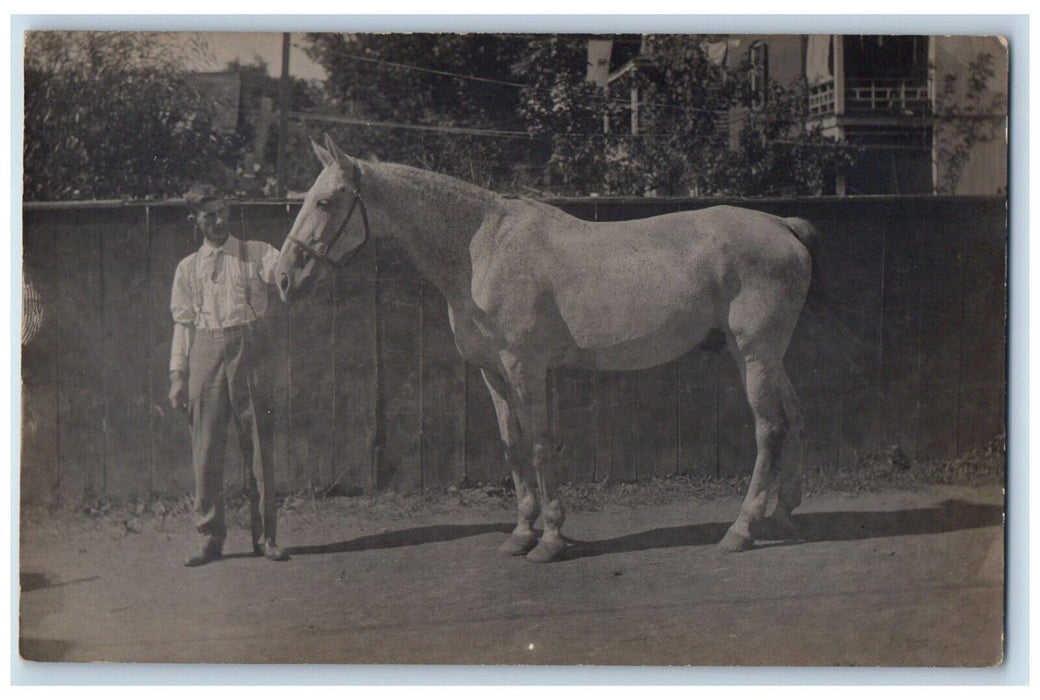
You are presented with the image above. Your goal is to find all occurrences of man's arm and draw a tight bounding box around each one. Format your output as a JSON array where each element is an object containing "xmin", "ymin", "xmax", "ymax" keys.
[
  {"xmin": 169, "ymin": 259, "xmax": 195, "ymax": 412},
  {"xmin": 256, "ymin": 241, "xmax": 281, "ymax": 287},
  {"xmin": 169, "ymin": 322, "xmax": 194, "ymax": 411}
]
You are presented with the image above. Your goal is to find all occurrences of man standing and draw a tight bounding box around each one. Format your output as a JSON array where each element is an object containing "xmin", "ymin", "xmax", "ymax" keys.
[{"xmin": 168, "ymin": 185, "xmax": 288, "ymax": 566}]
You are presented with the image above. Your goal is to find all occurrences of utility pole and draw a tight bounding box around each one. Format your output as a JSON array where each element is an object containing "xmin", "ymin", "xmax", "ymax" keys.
[{"xmin": 276, "ymin": 32, "xmax": 291, "ymax": 198}]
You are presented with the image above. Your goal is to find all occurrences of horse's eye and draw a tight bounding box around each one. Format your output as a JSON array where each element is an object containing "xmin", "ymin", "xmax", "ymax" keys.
[{"xmin": 317, "ymin": 198, "xmax": 330, "ymax": 208}]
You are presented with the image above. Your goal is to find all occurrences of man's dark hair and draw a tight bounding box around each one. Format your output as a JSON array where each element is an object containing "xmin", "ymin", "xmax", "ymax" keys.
[{"xmin": 184, "ymin": 184, "xmax": 226, "ymax": 211}]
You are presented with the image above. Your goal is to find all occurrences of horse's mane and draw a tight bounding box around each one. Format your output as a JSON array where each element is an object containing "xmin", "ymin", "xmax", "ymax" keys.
[
  {"xmin": 370, "ymin": 161, "xmax": 505, "ymax": 208},
  {"xmin": 365, "ymin": 160, "xmax": 577, "ymax": 229}
]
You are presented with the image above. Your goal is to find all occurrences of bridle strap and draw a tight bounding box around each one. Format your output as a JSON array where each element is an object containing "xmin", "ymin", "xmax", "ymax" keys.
[{"xmin": 288, "ymin": 162, "xmax": 370, "ymax": 269}]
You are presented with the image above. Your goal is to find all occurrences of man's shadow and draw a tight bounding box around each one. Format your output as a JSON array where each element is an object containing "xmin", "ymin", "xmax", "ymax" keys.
[{"xmin": 282, "ymin": 499, "xmax": 1002, "ymax": 561}]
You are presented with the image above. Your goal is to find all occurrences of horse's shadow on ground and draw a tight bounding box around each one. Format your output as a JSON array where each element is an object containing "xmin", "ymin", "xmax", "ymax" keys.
[
  {"xmin": 565, "ymin": 499, "xmax": 1002, "ymax": 560},
  {"xmin": 285, "ymin": 499, "xmax": 1002, "ymax": 561},
  {"xmin": 287, "ymin": 523, "xmax": 515, "ymax": 556}
]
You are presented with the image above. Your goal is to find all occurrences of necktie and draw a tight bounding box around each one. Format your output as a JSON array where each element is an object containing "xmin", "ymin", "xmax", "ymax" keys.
[{"xmin": 211, "ymin": 250, "xmax": 222, "ymax": 283}]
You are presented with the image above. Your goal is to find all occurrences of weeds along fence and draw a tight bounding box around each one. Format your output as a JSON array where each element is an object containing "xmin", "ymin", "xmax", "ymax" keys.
[{"xmin": 20, "ymin": 195, "xmax": 1006, "ymax": 502}]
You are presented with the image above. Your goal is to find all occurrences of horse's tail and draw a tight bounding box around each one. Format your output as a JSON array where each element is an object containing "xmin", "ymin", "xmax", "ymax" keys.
[
  {"xmin": 784, "ymin": 216, "xmax": 819, "ymax": 262},
  {"xmin": 782, "ymin": 217, "xmax": 873, "ymax": 372},
  {"xmin": 784, "ymin": 216, "xmax": 823, "ymax": 299}
]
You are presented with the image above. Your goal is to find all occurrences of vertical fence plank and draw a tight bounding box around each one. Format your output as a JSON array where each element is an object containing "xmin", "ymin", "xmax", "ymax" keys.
[
  {"xmin": 419, "ymin": 280, "xmax": 468, "ymax": 488},
  {"xmin": 914, "ymin": 205, "xmax": 965, "ymax": 460},
  {"xmin": 330, "ymin": 243, "xmax": 380, "ymax": 494},
  {"xmin": 464, "ymin": 364, "xmax": 503, "ymax": 485},
  {"xmin": 147, "ymin": 206, "xmax": 198, "ymax": 496},
  {"xmin": 835, "ymin": 212, "xmax": 887, "ymax": 468},
  {"xmin": 957, "ymin": 203, "xmax": 1009, "ymax": 448},
  {"xmin": 597, "ymin": 372, "xmax": 641, "ymax": 483},
  {"xmin": 377, "ymin": 243, "xmax": 423, "ymax": 491},
  {"xmin": 287, "ymin": 280, "xmax": 336, "ymax": 493},
  {"xmin": 100, "ymin": 208, "xmax": 153, "ymax": 499},
  {"xmin": 551, "ymin": 369, "xmax": 597, "ymax": 483},
  {"xmin": 787, "ymin": 311, "xmax": 838, "ymax": 472},
  {"xmin": 640, "ymin": 363, "xmax": 680, "ymax": 479},
  {"xmin": 593, "ymin": 372, "xmax": 620, "ymax": 482},
  {"xmin": 878, "ymin": 214, "xmax": 924, "ymax": 460},
  {"xmin": 53, "ymin": 211, "xmax": 106, "ymax": 500},
  {"xmin": 677, "ymin": 350, "xmax": 721, "ymax": 477}
]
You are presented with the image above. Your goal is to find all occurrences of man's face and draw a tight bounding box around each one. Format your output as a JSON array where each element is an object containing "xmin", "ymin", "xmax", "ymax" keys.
[{"xmin": 192, "ymin": 199, "xmax": 229, "ymax": 245}]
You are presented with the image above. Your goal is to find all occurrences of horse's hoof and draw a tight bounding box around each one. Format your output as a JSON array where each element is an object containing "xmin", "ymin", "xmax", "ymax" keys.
[
  {"xmin": 525, "ymin": 538, "xmax": 567, "ymax": 563},
  {"xmin": 770, "ymin": 510, "xmax": 799, "ymax": 538},
  {"xmin": 497, "ymin": 533, "xmax": 538, "ymax": 557},
  {"xmin": 718, "ymin": 528, "xmax": 753, "ymax": 553}
]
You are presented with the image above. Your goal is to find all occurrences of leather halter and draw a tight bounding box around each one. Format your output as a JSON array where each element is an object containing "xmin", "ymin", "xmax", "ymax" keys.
[{"xmin": 287, "ymin": 161, "xmax": 370, "ymax": 269}]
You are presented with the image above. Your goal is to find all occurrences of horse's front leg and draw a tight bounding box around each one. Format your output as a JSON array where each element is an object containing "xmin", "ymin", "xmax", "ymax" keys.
[
  {"xmin": 501, "ymin": 353, "xmax": 567, "ymax": 563},
  {"xmin": 480, "ymin": 369, "xmax": 539, "ymax": 556}
]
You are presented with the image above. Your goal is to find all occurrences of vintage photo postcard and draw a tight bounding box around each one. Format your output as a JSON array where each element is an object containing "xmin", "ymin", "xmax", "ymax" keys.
[{"xmin": 18, "ymin": 27, "xmax": 1010, "ymax": 670}]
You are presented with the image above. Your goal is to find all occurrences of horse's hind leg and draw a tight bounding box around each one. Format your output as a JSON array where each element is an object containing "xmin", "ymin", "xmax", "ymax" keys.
[
  {"xmin": 481, "ymin": 369, "xmax": 540, "ymax": 556},
  {"xmin": 770, "ymin": 374, "xmax": 804, "ymax": 533},
  {"xmin": 719, "ymin": 349, "xmax": 791, "ymax": 553}
]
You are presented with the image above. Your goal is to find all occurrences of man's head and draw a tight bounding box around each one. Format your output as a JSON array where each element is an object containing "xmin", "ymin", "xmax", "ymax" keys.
[{"xmin": 185, "ymin": 184, "xmax": 230, "ymax": 246}]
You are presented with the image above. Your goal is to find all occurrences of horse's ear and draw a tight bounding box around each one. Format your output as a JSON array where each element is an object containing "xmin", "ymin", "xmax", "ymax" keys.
[
  {"xmin": 326, "ymin": 136, "xmax": 355, "ymax": 173},
  {"xmin": 325, "ymin": 135, "xmax": 353, "ymax": 172},
  {"xmin": 311, "ymin": 139, "xmax": 334, "ymax": 168}
]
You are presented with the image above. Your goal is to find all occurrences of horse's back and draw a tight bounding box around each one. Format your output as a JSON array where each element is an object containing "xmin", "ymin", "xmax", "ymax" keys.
[
  {"xmin": 536, "ymin": 204, "xmax": 811, "ymax": 286},
  {"xmin": 468, "ymin": 202, "xmax": 812, "ymax": 368}
]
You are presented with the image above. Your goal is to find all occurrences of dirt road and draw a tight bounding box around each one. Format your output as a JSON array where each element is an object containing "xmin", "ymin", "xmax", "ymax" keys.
[{"xmin": 19, "ymin": 484, "xmax": 1004, "ymax": 666}]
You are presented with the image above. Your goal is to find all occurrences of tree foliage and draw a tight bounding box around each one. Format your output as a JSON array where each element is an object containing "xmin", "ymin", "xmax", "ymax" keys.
[
  {"xmin": 514, "ymin": 36, "xmax": 622, "ymax": 195},
  {"xmin": 933, "ymin": 51, "xmax": 1007, "ymax": 195},
  {"xmin": 303, "ymin": 33, "xmax": 532, "ymax": 190},
  {"xmin": 702, "ymin": 78, "xmax": 859, "ymax": 196},
  {"xmin": 24, "ymin": 32, "xmax": 247, "ymax": 200},
  {"xmin": 23, "ymin": 32, "xmax": 917, "ymax": 201},
  {"xmin": 517, "ymin": 34, "xmax": 858, "ymax": 196}
]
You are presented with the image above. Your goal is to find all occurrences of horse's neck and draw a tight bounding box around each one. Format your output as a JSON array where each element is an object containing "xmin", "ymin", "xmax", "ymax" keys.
[{"xmin": 364, "ymin": 163, "xmax": 493, "ymax": 300}]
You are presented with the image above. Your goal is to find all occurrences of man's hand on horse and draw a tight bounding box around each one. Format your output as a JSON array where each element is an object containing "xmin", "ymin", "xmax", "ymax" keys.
[{"xmin": 169, "ymin": 371, "xmax": 188, "ymax": 413}]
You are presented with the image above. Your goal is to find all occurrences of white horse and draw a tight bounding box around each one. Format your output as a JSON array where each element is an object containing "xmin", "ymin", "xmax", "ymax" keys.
[{"xmin": 276, "ymin": 134, "xmax": 816, "ymax": 562}]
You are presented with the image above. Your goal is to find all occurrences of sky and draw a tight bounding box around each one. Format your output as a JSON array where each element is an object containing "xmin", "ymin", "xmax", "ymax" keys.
[{"xmin": 185, "ymin": 32, "xmax": 327, "ymax": 81}]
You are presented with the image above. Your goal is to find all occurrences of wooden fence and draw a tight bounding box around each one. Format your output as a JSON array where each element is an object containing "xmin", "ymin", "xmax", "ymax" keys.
[{"xmin": 20, "ymin": 195, "xmax": 1007, "ymax": 502}]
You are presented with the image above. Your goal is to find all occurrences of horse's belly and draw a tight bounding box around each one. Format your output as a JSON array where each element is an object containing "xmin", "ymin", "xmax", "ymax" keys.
[
  {"xmin": 586, "ymin": 322, "xmax": 711, "ymax": 370},
  {"xmin": 560, "ymin": 301, "xmax": 715, "ymax": 370},
  {"xmin": 556, "ymin": 271, "xmax": 716, "ymax": 367}
]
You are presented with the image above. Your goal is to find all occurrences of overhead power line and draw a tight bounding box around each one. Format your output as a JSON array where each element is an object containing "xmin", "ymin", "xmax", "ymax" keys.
[
  {"xmin": 289, "ymin": 108, "xmax": 897, "ymax": 151},
  {"xmin": 332, "ymin": 51, "xmax": 730, "ymax": 117},
  {"xmin": 290, "ymin": 110, "xmax": 534, "ymax": 139},
  {"xmin": 337, "ymin": 53, "xmax": 526, "ymax": 88}
]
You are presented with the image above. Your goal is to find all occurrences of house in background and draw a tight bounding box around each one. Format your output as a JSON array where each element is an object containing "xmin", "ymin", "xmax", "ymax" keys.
[
  {"xmin": 590, "ymin": 34, "xmax": 1008, "ymax": 196},
  {"xmin": 794, "ymin": 34, "xmax": 1007, "ymax": 195}
]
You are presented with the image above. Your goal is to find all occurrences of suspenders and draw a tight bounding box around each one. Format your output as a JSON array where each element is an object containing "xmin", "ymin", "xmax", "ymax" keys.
[
  {"xmin": 190, "ymin": 238, "xmax": 260, "ymax": 328},
  {"xmin": 191, "ymin": 253, "xmax": 202, "ymax": 325}
]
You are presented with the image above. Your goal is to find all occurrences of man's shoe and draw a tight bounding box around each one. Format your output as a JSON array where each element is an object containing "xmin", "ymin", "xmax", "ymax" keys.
[
  {"xmin": 253, "ymin": 541, "xmax": 290, "ymax": 561},
  {"xmin": 184, "ymin": 545, "xmax": 223, "ymax": 567}
]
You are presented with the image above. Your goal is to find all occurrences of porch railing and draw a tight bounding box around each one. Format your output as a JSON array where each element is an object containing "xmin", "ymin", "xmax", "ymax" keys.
[{"xmin": 808, "ymin": 77, "xmax": 931, "ymax": 117}]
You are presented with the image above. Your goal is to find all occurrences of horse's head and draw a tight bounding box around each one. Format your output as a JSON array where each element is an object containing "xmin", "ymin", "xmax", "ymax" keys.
[{"xmin": 276, "ymin": 134, "xmax": 370, "ymax": 302}]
